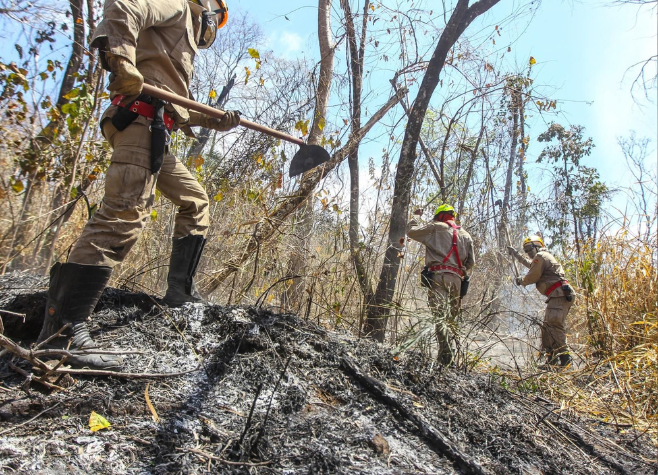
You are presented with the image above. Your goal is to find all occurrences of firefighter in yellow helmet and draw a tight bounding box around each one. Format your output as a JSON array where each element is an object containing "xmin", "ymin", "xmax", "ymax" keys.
[
  {"xmin": 35, "ymin": 0, "xmax": 237, "ymax": 371},
  {"xmin": 508, "ymin": 235, "xmax": 575, "ymax": 367},
  {"xmin": 408, "ymin": 204, "xmax": 476, "ymax": 365}
]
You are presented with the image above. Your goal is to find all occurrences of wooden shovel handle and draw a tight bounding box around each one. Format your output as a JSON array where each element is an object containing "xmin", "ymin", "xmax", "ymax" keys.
[{"xmin": 141, "ymin": 84, "xmax": 305, "ymax": 147}]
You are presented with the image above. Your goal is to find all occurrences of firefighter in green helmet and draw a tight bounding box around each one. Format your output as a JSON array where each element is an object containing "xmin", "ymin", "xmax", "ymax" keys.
[
  {"xmin": 408, "ymin": 204, "xmax": 475, "ymax": 366},
  {"xmin": 508, "ymin": 235, "xmax": 575, "ymax": 367}
]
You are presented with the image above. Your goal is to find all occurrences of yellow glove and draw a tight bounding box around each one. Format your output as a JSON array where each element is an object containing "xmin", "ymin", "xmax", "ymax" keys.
[
  {"xmin": 106, "ymin": 54, "xmax": 143, "ymax": 97},
  {"xmin": 188, "ymin": 110, "xmax": 241, "ymax": 132}
]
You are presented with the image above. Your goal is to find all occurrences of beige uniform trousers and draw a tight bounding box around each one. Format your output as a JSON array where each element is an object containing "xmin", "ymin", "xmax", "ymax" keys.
[
  {"xmin": 542, "ymin": 295, "xmax": 574, "ymax": 356},
  {"xmin": 428, "ymin": 272, "xmax": 462, "ymax": 365},
  {"xmin": 68, "ymin": 120, "xmax": 209, "ymax": 267}
]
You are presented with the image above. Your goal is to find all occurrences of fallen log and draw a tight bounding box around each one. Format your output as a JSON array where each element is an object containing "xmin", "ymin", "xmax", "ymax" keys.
[{"xmin": 340, "ymin": 355, "xmax": 491, "ymax": 475}]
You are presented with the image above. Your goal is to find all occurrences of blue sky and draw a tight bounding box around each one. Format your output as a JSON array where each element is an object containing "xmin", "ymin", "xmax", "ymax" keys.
[
  {"xmin": 3, "ymin": 1, "xmax": 654, "ymax": 219},
  {"xmin": 229, "ymin": 0, "xmax": 657, "ymax": 211}
]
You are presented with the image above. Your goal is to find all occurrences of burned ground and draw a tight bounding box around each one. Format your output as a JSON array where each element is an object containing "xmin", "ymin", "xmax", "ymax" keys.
[{"xmin": 0, "ymin": 273, "xmax": 655, "ymax": 474}]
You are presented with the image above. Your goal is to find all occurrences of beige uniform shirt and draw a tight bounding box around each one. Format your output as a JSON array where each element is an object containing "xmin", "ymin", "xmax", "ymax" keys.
[
  {"xmin": 516, "ymin": 249, "xmax": 568, "ymax": 297},
  {"xmin": 91, "ymin": 0, "xmax": 200, "ymax": 123},
  {"xmin": 407, "ymin": 219, "xmax": 475, "ymax": 276}
]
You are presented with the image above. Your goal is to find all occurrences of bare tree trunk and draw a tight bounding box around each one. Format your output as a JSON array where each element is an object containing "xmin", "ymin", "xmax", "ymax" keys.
[
  {"xmin": 341, "ymin": 0, "xmax": 375, "ymax": 308},
  {"xmin": 457, "ymin": 120, "xmax": 484, "ymax": 217},
  {"xmin": 364, "ymin": 0, "xmax": 501, "ymax": 342},
  {"xmin": 497, "ymin": 87, "xmax": 519, "ymax": 250},
  {"xmin": 8, "ymin": 0, "xmax": 86, "ymax": 271},
  {"xmin": 38, "ymin": 1, "xmax": 101, "ymax": 273},
  {"xmin": 280, "ymin": 0, "xmax": 335, "ymax": 312}
]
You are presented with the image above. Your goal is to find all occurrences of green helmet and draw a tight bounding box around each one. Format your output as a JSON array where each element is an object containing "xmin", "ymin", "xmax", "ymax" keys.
[{"xmin": 434, "ymin": 204, "xmax": 456, "ymax": 217}]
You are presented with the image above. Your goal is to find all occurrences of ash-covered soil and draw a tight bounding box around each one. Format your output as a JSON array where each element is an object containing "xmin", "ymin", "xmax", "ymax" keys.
[{"xmin": 0, "ymin": 273, "xmax": 655, "ymax": 474}]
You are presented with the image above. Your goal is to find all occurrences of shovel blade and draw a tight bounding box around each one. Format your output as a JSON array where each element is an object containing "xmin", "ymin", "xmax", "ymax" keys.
[{"xmin": 289, "ymin": 144, "xmax": 331, "ymax": 177}]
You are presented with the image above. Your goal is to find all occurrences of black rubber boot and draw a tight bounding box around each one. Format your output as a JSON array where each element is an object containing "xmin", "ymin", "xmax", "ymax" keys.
[
  {"xmin": 37, "ymin": 263, "xmax": 122, "ymax": 370},
  {"xmin": 162, "ymin": 235, "xmax": 206, "ymax": 307},
  {"xmin": 559, "ymin": 353, "xmax": 572, "ymax": 368}
]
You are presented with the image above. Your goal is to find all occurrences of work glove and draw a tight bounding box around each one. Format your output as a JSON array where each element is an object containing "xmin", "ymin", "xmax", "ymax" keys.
[
  {"xmin": 106, "ymin": 54, "xmax": 143, "ymax": 97},
  {"xmin": 507, "ymin": 246, "xmax": 519, "ymax": 257},
  {"xmin": 188, "ymin": 110, "xmax": 241, "ymax": 131},
  {"xmin": 514, "ymin": 276, "xmax": 523, "ymax": 286}
]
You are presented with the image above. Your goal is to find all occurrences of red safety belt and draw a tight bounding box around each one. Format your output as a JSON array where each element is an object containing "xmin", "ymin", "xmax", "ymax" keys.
[{"xmin": 545, "ymin": 279, "xmax": 569, "ymax": 297}]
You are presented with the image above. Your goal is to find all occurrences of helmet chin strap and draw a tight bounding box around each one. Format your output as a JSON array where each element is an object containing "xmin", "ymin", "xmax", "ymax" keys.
[{"xmin": 526, "ymin": 246, "xmax": 539, "ymax": 258}]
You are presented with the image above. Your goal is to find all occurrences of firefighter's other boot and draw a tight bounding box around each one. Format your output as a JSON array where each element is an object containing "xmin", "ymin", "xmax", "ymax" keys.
[
  {"xmin": 37, "ymin": 263, "xmax": 122, "ymax": 370},
  {"xmin": 559, "ymin": 353, "xmax": 572, "ymax": 368},
  {"xmin": 163, "ymin": 235, "xmax": 206, "ymax": 307}
]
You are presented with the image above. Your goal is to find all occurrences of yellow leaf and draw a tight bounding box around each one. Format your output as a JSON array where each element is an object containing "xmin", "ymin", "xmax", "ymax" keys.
[
  {"xmin": 209, "ymin": 89, "xmax": 217, "ymax": 99},
  {"xmin": 244, "ymin": 66, "xmax": 251, "ymax": 84},
  {"xmin": 150, "ymin": 210, "xmax": 158, "ymax": 221},
  {"xmin": 213, "ymin": 191, "xmax": 223, "ymax": 202},
  {"xmin": 89, "ymin": 411, "xmax": 111, "ymax": 432},
  {"xmin": 10, "ymin": 178, "xmax": 24, "ymax": 193},
  {"xmin": 248, "ymin": 48, "xmax": 260, "ymax": 60},
  {"xmin": 318, "ymin": 117, "xmax": 325, "ymax": 131},
  {"xmin": 194, "ymin": 155, "xmax": 205, "ymax": 168},
  {"xmin": 294, "ymin": 119, "xmax": 309, "ymax": 137},
  {"xmin": 145, "ymin": 383, "xmax": 160, "ymax": 423},
  {"xmin": 260, "ymin": 78, "xmax": 265, "ymax": 86},
  {"xmin": 529, "ymin": 56, "xmax": 536, "ymax": 66}
]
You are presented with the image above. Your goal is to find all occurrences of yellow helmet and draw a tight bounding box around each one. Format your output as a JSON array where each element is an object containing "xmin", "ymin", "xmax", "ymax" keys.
[
  {"xmin": 523, "ymin": 234, "xmax": 545, "ymax": 249},
  {"xmin": 434, "ymin": 204, "xmax": 456, "ymax": 217}
]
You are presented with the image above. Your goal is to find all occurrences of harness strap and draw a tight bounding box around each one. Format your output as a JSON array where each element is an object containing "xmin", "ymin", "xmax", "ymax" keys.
[
  {"xmin": 112, "ymin": 95, "xmax": 175, "ymax": 131},
  {"xmin": 441, "ymin": 221, "xmax": 463, "ymax": 269},
  {"xmin": 545, "ymin": 279, "xmax": 569, "ymax": 297},
  {"xmin": 428, "ymin": 264, "xmax": 463, "ymax": 277}
]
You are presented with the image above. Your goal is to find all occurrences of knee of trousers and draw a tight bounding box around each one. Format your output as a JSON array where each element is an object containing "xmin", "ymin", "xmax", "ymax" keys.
[{"xmin": 173, "ymin": 189, "xmax": 210, "ymax": 236}]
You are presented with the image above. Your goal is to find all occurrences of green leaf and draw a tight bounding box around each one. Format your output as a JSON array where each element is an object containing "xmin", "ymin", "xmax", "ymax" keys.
[
  {"xmin": 63, "ymin": 89, "xmax": 80, "ymax": 100},
  {"xmin": 150, "ymin": 210, "xmax": 158, "ymax": 221}
]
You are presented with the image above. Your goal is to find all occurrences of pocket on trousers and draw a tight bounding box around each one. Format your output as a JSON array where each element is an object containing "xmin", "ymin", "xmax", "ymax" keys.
[{"xmin": 104, "ymin": 162, "xmax": 155, "ymax": 210}]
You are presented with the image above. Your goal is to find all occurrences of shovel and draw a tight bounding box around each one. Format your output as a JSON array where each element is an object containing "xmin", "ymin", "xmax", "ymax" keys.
[{"xmin": 141, "ymin": 84, "xmax": 330, "ymax": 177}]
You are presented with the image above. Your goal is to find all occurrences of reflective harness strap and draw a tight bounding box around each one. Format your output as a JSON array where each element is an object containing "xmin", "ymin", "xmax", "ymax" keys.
[{"xmin": 428, "ymin": 264, "xmax": 463, "ymax": 277}]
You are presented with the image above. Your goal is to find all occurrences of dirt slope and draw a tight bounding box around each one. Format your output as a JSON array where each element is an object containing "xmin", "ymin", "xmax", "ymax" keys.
[{"xmin": 0, "ymin": 274, "xmax": 655, "ymax": 474}]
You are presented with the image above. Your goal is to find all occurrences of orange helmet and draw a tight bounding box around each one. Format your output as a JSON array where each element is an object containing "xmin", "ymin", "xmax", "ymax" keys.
[{"xmin": 190, "ymin": 0, "xmax": 228, "ymax": 49}]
